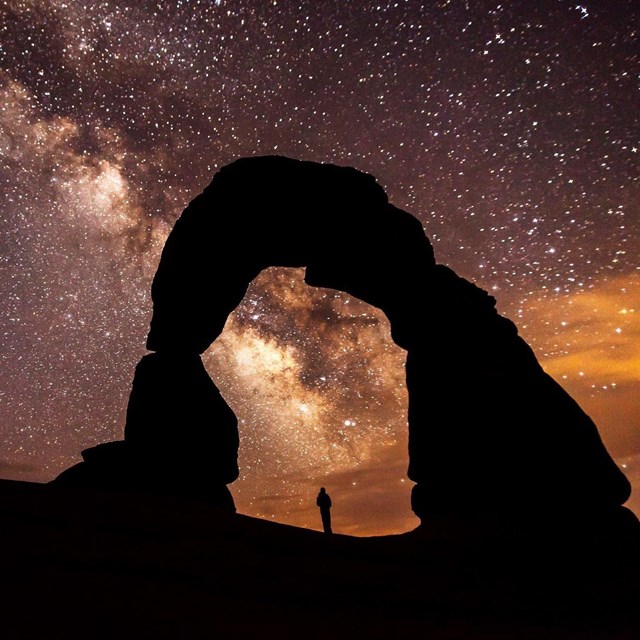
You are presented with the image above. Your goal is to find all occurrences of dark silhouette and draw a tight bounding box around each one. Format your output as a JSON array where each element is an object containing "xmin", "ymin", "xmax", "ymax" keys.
[
  {"xmin": 5, "ymin": 477, "xmax": 640, "ymax": 638},
  {"xmin": 316, "ymin": 487, "xmax": 332, "ymax": 534},
  {"xmin": 54, "ymin": 352, "xmax": 238, "ymax": 511},
  {"xmin": 53, "ymin": 155, "xmax": 631, "ymax": 523},
  {"xmin": 14, "ymin": 155, "xmax": 636, "ymax": 639}
]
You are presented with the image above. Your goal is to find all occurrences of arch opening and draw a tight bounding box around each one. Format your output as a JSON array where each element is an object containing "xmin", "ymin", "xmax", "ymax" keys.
[{"xmin": 205, "ymin": 266, "xmax": 417, "ymax": 536}]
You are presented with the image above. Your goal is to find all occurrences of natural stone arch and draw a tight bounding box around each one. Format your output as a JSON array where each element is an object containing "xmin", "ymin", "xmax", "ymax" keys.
[{"xmin": 56, "ymin": 156, "xmax": 630, "ymax": 520}]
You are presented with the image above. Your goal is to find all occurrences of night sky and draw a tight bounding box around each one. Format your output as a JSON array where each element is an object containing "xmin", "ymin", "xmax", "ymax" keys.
[{"xmin": 1, "ymin": 0, "xmax": 638, "ymax": 536}]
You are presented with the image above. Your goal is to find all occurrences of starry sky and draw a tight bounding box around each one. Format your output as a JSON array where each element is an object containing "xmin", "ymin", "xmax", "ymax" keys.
[{"xmin": 1, "ymin": 0, "xmax": 638, "ymax": 536}]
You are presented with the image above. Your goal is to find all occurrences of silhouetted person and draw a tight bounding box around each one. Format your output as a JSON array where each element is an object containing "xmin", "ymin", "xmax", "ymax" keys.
[{"xmin": 316, "ymin": 487, "xmax": 332, "ymax": 534}]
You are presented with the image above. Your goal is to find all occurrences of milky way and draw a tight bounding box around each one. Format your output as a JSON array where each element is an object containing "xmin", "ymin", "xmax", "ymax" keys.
[{"xmin": 1, "ymin": 1, "xmax": 638, "ymax": 535}]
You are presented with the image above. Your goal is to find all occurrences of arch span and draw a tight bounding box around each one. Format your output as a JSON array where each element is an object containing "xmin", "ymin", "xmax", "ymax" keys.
[{"xmin": 57, "ymin": 156, "xmax": 631, "ymax": 519}]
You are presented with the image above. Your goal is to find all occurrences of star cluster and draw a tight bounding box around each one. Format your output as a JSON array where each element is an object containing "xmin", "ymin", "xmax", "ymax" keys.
[{"xmin": 0, "ymin": 1, "xmax": 638, "ymax": 534}]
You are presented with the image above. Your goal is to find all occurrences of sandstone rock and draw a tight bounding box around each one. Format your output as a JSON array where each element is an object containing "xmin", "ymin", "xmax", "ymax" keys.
[{"xmin": 54, "ymin": 155, "xmax": 631, "ymax": 521}]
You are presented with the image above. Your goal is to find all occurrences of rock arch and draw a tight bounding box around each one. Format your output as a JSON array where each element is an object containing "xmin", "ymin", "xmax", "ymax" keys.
[{"xmin": 56, "ymin": 156, "xmax": 630, "ymax": 520}]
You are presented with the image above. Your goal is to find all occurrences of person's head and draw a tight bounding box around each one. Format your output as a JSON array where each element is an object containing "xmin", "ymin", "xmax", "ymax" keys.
[{"xmin": 320, "ymin": 487, "xmax": 326, "ymax": 493}]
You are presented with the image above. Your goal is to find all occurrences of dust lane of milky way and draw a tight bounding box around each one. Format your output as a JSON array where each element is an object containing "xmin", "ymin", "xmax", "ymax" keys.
[{"xmin": 0, "ymin": 1, "xmax": 638, "ymax": 535}]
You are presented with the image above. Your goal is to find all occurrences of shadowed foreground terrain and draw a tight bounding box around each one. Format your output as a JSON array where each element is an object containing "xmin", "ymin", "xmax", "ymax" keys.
[{"xmin": 3, "ymin": 479, "xmax": 639, "ymax": 639}]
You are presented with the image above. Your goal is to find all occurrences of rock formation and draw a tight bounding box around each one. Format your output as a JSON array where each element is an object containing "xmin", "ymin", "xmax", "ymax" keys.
[
  {"xmin": 54, "ymin": 155, "xmax": 631, "ymax": 520},
  {"xmin": 54, "ymin": 352, "xmax": 237, "ymax": 510}
]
